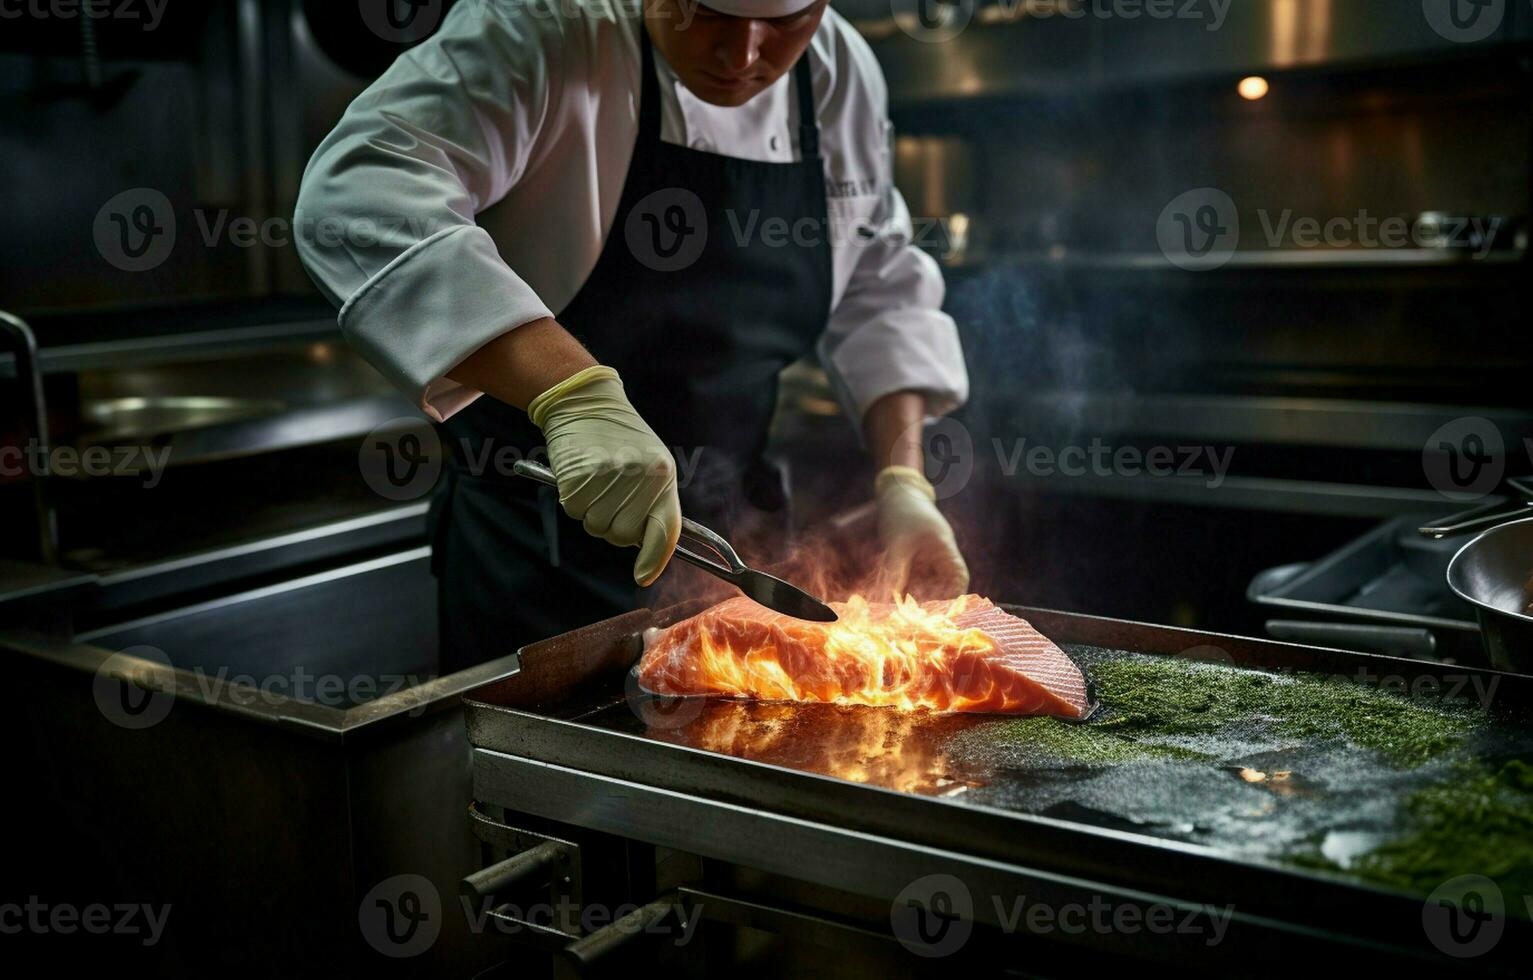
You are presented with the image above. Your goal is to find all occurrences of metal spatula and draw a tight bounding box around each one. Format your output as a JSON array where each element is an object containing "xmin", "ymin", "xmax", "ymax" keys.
[{"xmin": 513, "ymin": 460, "xmax": 838, "ymax": 623}]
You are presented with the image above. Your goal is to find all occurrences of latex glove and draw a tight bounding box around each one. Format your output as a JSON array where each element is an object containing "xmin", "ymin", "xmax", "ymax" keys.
[
  {"xmin": 875, "ymin": 465, "xmax": 970, "ymax": 600},
  {"xmin": 528, "ymin": 366, "xmax": 681, "ymax": 586}
]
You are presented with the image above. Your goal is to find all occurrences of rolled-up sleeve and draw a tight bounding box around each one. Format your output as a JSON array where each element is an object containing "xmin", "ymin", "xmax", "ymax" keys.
[{"xmin": 294, "ymin": 3, "xmax": 557, "ymax": 420}]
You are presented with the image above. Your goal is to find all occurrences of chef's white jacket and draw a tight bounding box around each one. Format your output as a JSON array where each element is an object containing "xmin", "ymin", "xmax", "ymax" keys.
[{"xmin": 294, "ymin": 0, "xmax": 968, "ymax": 427}]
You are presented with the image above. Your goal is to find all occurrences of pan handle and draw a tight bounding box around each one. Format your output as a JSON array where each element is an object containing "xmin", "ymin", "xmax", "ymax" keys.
[{"xmin": 1264, "ymin": 620, "xmax": 1438, "ymax": 660}]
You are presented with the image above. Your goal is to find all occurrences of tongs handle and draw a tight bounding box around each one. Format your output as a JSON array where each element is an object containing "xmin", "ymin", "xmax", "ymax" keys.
[
  {"xmin": 1418, "ymin": 477, "xmax": 1533, "ymax": 539},
  {"xmin": 510, "ymin": 459, "xmax": 746, "ymax": 577}
]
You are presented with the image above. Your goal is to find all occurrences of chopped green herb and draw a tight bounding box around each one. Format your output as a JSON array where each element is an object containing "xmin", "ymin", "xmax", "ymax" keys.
[
  {"xmin": 1088, "ymin": 657, "xmax": 1476, "ymax": 768},
  {"xmin": 1303, "ymin": 760, "xmax": 1533, "ymax": 903}
]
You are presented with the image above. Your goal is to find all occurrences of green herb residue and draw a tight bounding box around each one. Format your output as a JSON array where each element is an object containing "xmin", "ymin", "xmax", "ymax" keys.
[
  {"xmin": 1089, "ymin": 658, "xmax": 1477, "ymax": 768},
  {"xmin": 1301, "ymin": 760, "xmax": 1533, "ymax": 901}
]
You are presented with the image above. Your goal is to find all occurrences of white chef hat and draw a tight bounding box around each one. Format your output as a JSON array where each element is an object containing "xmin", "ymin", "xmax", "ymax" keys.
[{"xmin": 693, "ymin": 0, "xmax": 823, "ymax": 17}]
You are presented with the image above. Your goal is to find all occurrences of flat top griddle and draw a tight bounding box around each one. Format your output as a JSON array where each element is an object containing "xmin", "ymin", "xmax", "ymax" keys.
[
  {"xmin": 596, "ymin": 643, "xmax": 1533, "ymax": 879},
  {"xmin": 465, "ymin": 604, "xmax": 1533, "ymax": 966}
]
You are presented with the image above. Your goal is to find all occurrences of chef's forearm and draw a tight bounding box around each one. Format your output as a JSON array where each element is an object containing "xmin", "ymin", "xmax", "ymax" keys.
[
  {"xmin": 445, "ymin": 317, "xmax": 598, "ymax": 411},
  {"xmin": 864, "ymin": 390, "xmax": 927, "ymax": 472}
]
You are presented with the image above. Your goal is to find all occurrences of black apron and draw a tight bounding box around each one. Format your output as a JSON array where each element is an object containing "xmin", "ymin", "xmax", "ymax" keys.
[{"xmin": 429, "ymin": 29, "xmax": 834, "ymax": 674}]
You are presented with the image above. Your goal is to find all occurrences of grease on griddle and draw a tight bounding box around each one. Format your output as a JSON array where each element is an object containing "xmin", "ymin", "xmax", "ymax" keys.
[{"xmin": 644, "ymin": 699, "xmax": 992, "ymax": 797}]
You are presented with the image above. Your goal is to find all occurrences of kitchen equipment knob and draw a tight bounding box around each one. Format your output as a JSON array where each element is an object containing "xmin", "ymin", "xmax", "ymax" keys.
[
  {"xmin": 562, "ymin": 898, "xmax": 680, "ymax": 971},
  {"xmin": 460, "ymin": 840, "xmax": 568, "ymax": 900}
]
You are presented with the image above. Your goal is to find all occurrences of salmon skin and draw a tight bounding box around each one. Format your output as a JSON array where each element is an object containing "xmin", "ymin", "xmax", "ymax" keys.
[{"xmin": 636, "ymin": 595, "xmax": 1092, "ymax": 719}]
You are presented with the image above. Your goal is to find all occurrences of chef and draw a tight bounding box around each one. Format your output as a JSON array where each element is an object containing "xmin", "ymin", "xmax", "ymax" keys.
[{"xmin": 296, "ymin": 0, "xmax": 971, "ymax": 671}]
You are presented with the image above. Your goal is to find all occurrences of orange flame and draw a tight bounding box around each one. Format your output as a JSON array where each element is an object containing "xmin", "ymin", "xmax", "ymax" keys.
[{"xmin": 679, "ymin": 593, "xmax": 1004, "ymax": 712}]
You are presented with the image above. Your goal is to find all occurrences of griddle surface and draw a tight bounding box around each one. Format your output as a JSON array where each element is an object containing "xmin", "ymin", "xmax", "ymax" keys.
[{"xmin": 579, "ymin": 645, "xmax": 1533, "ymax": 893}]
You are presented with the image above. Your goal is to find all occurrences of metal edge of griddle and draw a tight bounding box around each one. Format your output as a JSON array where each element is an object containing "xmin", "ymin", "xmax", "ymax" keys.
[
  {"xmin": 1007, "ymin": 604, "xmax": 1533, "ymax": 701},
  {"xmin": 461, "ymin": 606, "xmax": 1533, "ymax": 963},
  {"xmin": 470, "ymin": 749, "xmax": 1522, "ymax": 975},
  {"xmin": 466, "ymin": 699, "xmax": 1533, "ymax": 966}
]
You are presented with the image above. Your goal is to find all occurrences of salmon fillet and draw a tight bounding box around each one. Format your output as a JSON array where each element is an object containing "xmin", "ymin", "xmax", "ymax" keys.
[{"xmin": 636, "ymin": 595, "xmax": 1091, "ymax": 719}]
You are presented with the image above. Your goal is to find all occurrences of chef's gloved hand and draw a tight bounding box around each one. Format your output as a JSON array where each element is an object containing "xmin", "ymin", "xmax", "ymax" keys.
[
  {"xmin": 875, "ymin": 465, "xmax": 970, "ymax": 600},
  {"xmin": 528, "ymin": 366, "xmax": 681, "ymax": 586}
]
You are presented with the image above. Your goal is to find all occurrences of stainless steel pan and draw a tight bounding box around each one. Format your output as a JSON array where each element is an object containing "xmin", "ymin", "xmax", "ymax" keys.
[{"xmin": 1447, "ymin": 516, "xmax": 1533, "ymax": 674}]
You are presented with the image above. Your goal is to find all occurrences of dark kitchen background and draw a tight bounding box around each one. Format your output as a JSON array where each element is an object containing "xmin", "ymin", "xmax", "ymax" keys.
[{"xmin": 1, "ymin": 0, "xmax": 1530, "ymax": 975}]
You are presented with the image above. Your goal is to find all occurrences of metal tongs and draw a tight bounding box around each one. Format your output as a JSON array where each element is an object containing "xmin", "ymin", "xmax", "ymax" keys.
[{"xmin": 513, "ymin": 460, "xmax": 838, "ymax": 622}]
